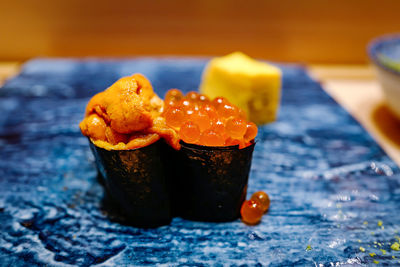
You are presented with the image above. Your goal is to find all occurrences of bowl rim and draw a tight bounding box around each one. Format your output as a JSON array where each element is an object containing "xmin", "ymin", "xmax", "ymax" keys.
[{"xmin": 367, "ymin": 33, "xmax": 400, "ymax": 76}]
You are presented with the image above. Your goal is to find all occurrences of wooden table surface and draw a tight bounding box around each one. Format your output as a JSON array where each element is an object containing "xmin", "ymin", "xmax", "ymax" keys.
[{"xmin": 1, "ymin": 62, "xmax": 399, "ymax": 167}]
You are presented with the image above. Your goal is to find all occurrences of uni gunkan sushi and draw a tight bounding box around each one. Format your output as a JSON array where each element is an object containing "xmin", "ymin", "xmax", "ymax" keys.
[
  {"xmin": 80, "ymin": 74, "xmax": 179, "ymax": 227},
  {"xmin": 80, "ymin": 74, "xmax": 257, "ymax": 226}
]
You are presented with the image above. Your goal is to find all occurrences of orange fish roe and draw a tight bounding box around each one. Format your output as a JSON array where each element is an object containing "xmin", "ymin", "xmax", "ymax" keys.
[
  {"xmin": 212, "ymin": 96, "xmax": 228, "ymax": 110},
  {"xmin": 186, "ymin": 91, "xmax": 200, "ymax": 101},
  {"xmin": 217, "ymin": 103, "xmax": 239, "ymax": 119},
  {"xmin": 180, "ymin": 121, "xmax": 201, "ymax": 143},
  {"xmin": 244, "ymin": 122, "xmax": 258, "ymax": 143},
  {"xmin": 225, "ymin": 117, "xmax": 247, "ymax": 139},
  {"xmin": 189, "ymin": 111, "xmax": 211, "ymax": 132},
  {"xmin": 250, "ymin": 191, "xmax": 270, "ymax": 213},
  {"xmin": 240, "ymin": 200, "xmax": 263, "ymax": 225},
  {"xmin": 211, "ymin": 119, "xmax": 225, "ymax": 136},
  {"xmin": 241, "ymin": 191, "xmax": 270, "ymax": 225},
  {"xmin": 198, "ymin": 94, "xmax": 210, "ymax": 104},
  {"xmin": 202, "ymin": 105, "xmax": 218, "ymax": 122},
  {"xmin": 165, "ymin": 88, "xmax": 183, "ymax": 103},
  {"xmin": 200, "ymin": 129, "xmax": 225, "ymax": 146},
  {"xmin": 162, "ymin": 89, "xmax": 258, "ymax": 148},
  {"xmin": 164, "ymin": 107, "xmax": 185, "ymax": 128}
]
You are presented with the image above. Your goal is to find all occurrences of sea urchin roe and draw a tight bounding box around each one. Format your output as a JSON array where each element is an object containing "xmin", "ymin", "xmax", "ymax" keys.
[
  {"xmin": 105, "ymin": 126, "xmax": 129, "ymax": 145},
  {"xmin": 250, "ymin": 191, "xmax": 270, "ymax": 213},
  {"xmin": 240, "ymin": 200, "xmax": 263, "ymax": 225},
  {"xmin": 80, "ymin": 114, "xmax": 107, "ymax": 141},
  {"xmin": 80, "ymin": 74, "xmax": 180, "ymax": 150}
]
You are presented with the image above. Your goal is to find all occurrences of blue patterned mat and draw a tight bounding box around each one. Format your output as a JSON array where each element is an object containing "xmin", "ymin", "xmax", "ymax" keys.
[{"xmin": 0, "ymin": 58, "xmax": 399, "ymax": 266}]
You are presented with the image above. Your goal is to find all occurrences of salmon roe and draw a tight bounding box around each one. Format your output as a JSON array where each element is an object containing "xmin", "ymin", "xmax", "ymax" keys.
[
  {"xmin": 250, "ymin": 191, "xmax": 270, "ymax": 213},
  {"xmin": 180, "ymin": 121, "xmax": 201, "ymax": 143},
  {"xmin": 241, "ymin": 191, "xmax": 270, "ymax": 225},
  {"xmin": 164, "ymin": 107, "xmax": 185, "ymax": 128},
  {"xmin": 162, "ymin": 89, "xmax": 257, "ymax": 148},
  {"xmin": 240, "ymin": 200, "xmax": 263, "ymax": 225}
]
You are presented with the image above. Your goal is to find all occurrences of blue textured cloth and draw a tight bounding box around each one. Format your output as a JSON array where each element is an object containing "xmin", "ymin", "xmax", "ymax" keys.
[{"xmin": 0, "ymin": 58, "xmax": 399, "ymax": 266}]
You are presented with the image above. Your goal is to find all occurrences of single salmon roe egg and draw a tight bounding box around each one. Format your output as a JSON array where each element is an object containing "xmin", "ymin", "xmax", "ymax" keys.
[
  {"xmin": 185, "ymin": 108, "xmax": 195, "ymax": 117},
  {"xmin": 211, "ymin": 119, "xmax": 225, "ymax": 135},
  {"xmin": 218, "ymin": 104, "xmax": 239, "ymax": 119},
  {"xmin": 250, "ymin": 191, "xmax": 270, "ymax": 213},
  {"xmin": 199, "ymin": 129, "xmax": 225, "ymax": 146},
  {"xmin": 165, "ymin": 98, "xmax": 179, "ymax": 109},
  {"xmin": 198, "ymin": 94, "xmax": 210, "ymax": 104},
  {"xmin": 202, "ymin": 104, "xmax": 218, "ymax": 120},
  {"xmin": 180, "ymin": 121, "xmax": 201, "ymax": 143},
  {"xmin": 212, "ymin": 96, "xmax": 228, "ymax": 109},
  {"xmin": 186, "ymin": 91, "xmax": 200, "ymax": 101},
  {"xmin": 225, "ymin": 137, "xmax": 241, "ymax": 146},
  {"xmin": 179, "ymin": 99, "xmax": 192, "ymax": 110},
  {"xmin": 165, "ymin": 89, "xmax": 183, "ymax": 102},
  {"xmin": 190, "ymin": 111, "xmax": 211, "ymax": 132},
  {"xmin": 244, "ymin": 122, "xmax": 258, "ymax": 142},
  {"xmin": 164, "ymin": 107, "xmax": 185, "ymax": 128},
  {"xmin": 240, "ymin": 200, "xmax": 263, "ymax": 225},
  {"xmin": 225, "ymin": 117, "xmax": 247, "ymax": 139}
]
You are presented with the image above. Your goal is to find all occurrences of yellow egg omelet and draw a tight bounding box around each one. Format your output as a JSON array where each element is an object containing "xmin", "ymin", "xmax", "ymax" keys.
[{"xmin": 200, "ymin": 52, "xmax": 282, "ymax": 125}]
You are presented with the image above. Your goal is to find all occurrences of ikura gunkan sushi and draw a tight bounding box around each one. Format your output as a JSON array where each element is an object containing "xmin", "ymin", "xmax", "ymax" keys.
[
  {"xmin": 80, "ymin": 74, "xmax": 257, "ymax": 226},
  {"xmin": 162, "ymin": 89, "xmax": 256, "ymax": 221}
]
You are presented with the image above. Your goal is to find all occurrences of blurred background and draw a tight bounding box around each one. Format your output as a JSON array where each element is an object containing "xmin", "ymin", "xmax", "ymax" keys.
[{"xmin": 1, "ymin": 0, "xmax": 399, "ymax": 63}]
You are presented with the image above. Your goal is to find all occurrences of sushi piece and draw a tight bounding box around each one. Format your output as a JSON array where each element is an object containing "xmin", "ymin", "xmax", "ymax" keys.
[
  {"xmin": 80, "ymin": 74, "xmax": 179, "ymax": 227},
  {"xmin": 163, "ymin": 90, "xmax": 257, "ymax": 221}
]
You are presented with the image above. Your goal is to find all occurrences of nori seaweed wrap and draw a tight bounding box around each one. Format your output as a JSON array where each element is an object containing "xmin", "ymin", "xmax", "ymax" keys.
[
  {"xmin": 89, "ymin": 139, "xmax": 172, "ymax": 228},
  {"xmin": 171, "ymin": 141, "xmax": 255, "ymax": 222}
]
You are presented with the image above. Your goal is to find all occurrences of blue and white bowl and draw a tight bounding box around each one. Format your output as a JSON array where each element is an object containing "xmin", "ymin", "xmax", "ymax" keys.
[{"xmin": 368, "ymin": 34, "xmax": 400, "ymax": 118}]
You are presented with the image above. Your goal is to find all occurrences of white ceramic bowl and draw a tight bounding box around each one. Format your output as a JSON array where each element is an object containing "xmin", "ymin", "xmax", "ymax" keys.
[{"xmin": 368, "ymin": 35, "xmax": 400, "ymax": 118}]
